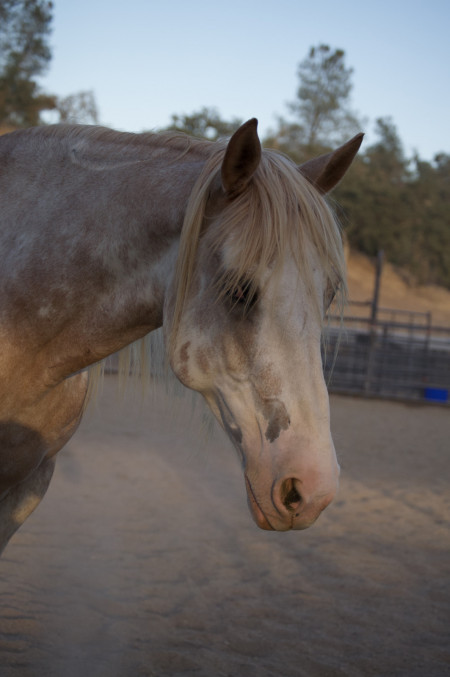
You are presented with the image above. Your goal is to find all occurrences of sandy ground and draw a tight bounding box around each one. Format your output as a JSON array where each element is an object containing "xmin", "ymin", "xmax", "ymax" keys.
[{"xmin": 0, "ymin": 377, "xmax": 449, "ymax": 677}]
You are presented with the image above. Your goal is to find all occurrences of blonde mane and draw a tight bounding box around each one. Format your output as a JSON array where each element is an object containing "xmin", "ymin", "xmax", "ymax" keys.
[{"xmin": 87, "ymin": 139, "xmax": 347, "ymax": 399}]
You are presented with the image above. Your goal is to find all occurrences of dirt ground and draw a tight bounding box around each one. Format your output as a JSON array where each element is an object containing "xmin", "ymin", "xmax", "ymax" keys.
[{"xmin": 0, "ymin": 377, "xmax": 449, "ymax": 677}]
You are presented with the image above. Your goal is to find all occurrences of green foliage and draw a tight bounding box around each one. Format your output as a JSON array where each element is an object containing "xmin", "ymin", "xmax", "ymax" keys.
[
  {"xmin": 287, "ymin": 44, "xmax": 362, "ymax": 149},
  {"xmin": 408, "ymin": 154, "xmax": 450, "ymax": 286},
  {"xmin": 0, "ymin": 0, "xmax": 56, "ymax": 126},
  {"xmin": 163, "ymin": 107, "xmax": 242, "ymax": 141},
  {"xmin": 55, "ymin": 90, "xmax": 99, "ymax": 125},
  {"xmin": 263, "ymin": 117, "xmax": 311, "ymax": 164},
  {"xmin": 334, "ymin": 118, "xmax": 450, "ymax": 288}
]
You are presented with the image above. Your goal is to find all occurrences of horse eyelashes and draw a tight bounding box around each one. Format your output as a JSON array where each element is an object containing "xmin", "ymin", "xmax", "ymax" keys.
[
  {"xmin": 225, "ymin": 280, "xmax": 258, "ymax": 312},
  {"xmin": 230, "ymin": 281, "xmax": 250, "ymax": 304}
]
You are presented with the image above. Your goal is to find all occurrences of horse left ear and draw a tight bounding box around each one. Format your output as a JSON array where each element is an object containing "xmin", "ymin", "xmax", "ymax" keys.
[
  {"xmin": 222, "ymin": 118, "xmax": 262, "ymax": 197},
  {"xmin": 298, "ymin": 133, "xmax": 364, "ymax": 193}
]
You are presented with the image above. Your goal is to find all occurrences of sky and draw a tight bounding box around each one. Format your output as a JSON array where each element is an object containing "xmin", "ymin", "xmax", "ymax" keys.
[{"xmin": 40, "ymin": 0, "xmax": 450, "ymax": 160}]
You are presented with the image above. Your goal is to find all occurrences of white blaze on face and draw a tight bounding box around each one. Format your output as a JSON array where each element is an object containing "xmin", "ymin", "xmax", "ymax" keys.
[{"xmin": 221, "ymin": 268, "xmax": 338, "ymax": 530}]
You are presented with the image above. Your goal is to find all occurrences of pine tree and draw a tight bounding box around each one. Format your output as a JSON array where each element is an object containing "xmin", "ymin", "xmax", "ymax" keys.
[{"xmin": 0, "ymin": 0, "xmax": 56, "ymax": 126}]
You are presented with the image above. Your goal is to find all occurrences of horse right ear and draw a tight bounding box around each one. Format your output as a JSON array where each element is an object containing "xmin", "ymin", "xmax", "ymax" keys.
[
  {"xmin": 221, "ymin": 119, "xmax": 262, "ymax": 198},
  {"xmin": 298, "ymin": 133, "xmax": 364, "ymax": 193}
]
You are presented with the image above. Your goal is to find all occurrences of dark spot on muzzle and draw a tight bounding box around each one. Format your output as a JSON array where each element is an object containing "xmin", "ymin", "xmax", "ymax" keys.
[{"xmin": 264, "ymin": 401, "xmax": 291, "ymax": 442}]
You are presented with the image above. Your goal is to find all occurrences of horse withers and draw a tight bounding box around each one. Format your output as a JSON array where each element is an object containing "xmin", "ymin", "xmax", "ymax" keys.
[{"xmin": 0, "ymin": 119, "xmax": 362, "ymax": 551}]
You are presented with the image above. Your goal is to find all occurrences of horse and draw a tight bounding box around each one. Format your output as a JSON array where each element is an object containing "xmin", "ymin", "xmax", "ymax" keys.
[{"xmin": 0, "ymin": 119, "xmax": 362, "ymax": 551}]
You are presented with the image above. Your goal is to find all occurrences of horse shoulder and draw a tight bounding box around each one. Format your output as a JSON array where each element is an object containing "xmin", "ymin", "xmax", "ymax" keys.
[{"xmin": 0, "ymin": 362, "xmax": 88, "ymax": 495}]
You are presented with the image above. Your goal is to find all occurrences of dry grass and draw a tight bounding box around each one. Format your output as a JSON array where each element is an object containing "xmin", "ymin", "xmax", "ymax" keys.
[{"xmin": 346, "ymin": 248, "xmax": 450, "ymax": 327}]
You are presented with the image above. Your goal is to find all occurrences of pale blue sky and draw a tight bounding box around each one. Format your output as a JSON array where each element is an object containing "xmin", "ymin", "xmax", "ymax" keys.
[{"xmin": 40, "ymin": 0, "xmax": 449, "ymax": 159}]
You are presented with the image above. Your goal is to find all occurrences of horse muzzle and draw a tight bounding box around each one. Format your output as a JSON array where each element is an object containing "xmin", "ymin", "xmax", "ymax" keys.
[
  {"xmin": 244, "ymin": 464, "xmax": 339, "ymax": 531},
  {"xmin": 208, "ymin": 386, "xmax": 339, "ymax": 531}
]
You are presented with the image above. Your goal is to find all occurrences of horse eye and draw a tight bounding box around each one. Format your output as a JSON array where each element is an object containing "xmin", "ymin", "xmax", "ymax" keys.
[
  {"xmin": 230, "ymin": 283, "xmax": 249, "ymax": 304},
  {"xmin": 226, "ymin": 280, "xmax": 257, "ymax": 310}
]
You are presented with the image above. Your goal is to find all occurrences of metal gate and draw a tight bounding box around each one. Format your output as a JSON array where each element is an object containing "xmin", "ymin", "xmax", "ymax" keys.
[{"xmin": 323, "ymin": 303, "xmax": 450, "ymax": 405}]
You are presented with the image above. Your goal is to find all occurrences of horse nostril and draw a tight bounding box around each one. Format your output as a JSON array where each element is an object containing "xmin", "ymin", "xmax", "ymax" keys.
[{"xmin": 281, "ymin": 478, "xmax": 302, "ymax": 513}]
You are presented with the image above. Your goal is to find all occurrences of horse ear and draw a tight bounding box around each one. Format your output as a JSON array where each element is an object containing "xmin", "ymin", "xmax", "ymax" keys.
[
  {"xmin": 298, "ymin": 133, "xmax": 364, "ymax": 193},
  {"xmin": 221, "ymin": 118, "xmax": 262, "ymax": 197}
]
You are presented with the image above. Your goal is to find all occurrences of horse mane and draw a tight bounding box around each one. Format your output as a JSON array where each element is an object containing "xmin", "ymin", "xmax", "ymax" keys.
[{"xmin": 17, "ymin": 124, "xmax": 213, "ymax": 167}]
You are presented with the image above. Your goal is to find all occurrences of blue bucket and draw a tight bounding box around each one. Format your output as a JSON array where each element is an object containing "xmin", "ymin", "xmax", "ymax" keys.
[{"xmin": 424, "ymin": 387, "xmax": 449, "ymax": 403}]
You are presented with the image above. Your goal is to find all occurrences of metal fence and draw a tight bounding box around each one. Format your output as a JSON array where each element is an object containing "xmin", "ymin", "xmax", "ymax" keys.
[{"xmin": 322, "ymin": 303, "xmax": 450, "ymax": 405}]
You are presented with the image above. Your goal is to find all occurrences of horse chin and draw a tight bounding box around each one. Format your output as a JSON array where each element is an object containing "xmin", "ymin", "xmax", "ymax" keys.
[{"xmin": 244, "ymin": 475, "xmax": 275, "ymax": 531}]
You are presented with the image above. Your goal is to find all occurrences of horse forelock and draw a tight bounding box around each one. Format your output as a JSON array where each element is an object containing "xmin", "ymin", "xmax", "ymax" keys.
[{"xmin": 169, "ymin": 145, "xmax": 347, "ymax": 353}]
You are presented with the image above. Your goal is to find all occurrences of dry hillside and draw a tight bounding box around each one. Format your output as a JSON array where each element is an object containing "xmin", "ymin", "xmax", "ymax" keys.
[{"xmin": 346, "ymin": 249, "xmax": 450, "ymax": 328}]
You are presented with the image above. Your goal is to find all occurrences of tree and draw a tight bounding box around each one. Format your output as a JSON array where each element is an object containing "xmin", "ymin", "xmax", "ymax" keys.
[
  {"xmin": 264, "ymin": 44, "xmax": 362, "ymax": 160},
  {"xmin": 336, "ymin": 117, "xmax": 413, "ymax": 264},
  {"xmin": 0, "ymin": 0, "xmax": 56, "ymax": 126},
  {"xmin": 263, "ymin": 117, "xmax": 306, "ymax": 163},
  {"xmin": 335, "ymin": 117, "xmax": 450, "ymax": 288},
  {"xmin": 164, "ymin": 107, "xmax": 242, "ymax": 141},
  {"xmin": 366, "ymin": 117, "xmax": 407, "ymax": 182},
  {"xmin": 288, "ymin": 44, "xmax": 361, "ymax": 149},
  {"xmin": 408, "ymin": 153, "xmax": 450, "ymax": 286},
  {"xmin": 55, "ymin": 90, "xmax": 99, "ymax": 125}
]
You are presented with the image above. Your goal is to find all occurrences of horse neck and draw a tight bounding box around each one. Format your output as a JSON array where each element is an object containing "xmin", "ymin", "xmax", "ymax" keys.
[{"xmin": 0, "ymin": 128, "xmax": 210, "ymax": 381}]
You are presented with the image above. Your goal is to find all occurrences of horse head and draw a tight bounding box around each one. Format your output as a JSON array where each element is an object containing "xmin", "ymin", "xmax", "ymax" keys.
[{"xmin": 165, "ymin": 120, "xmax": 362, "ymax": 531}]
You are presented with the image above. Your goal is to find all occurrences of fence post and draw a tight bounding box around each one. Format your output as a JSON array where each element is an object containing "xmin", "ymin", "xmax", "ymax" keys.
[
  {"xmin": 365, "ymin": 251, "xmax": 385, "ymax": 394},
  {"xmin": 370, "ymin": 250, "xmax": 384, "ymax": 326}
]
